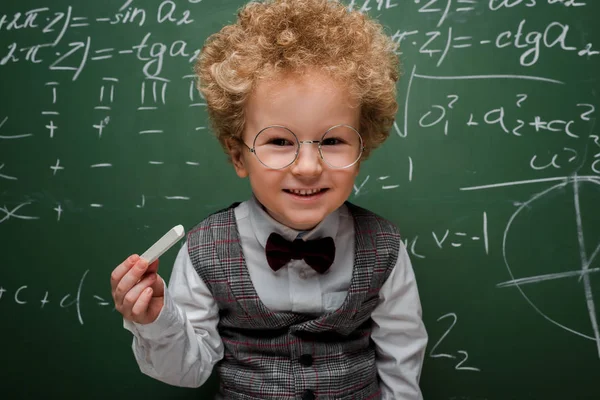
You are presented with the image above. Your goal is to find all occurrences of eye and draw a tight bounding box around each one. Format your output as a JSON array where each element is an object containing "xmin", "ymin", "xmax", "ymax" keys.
[
  {"xmin": 321, "ymin": 137, "xmax": 343, "ymax": 146},
  {"xmin": 268, "ymin": 138, "xmax": 294, "ymax": 146}
]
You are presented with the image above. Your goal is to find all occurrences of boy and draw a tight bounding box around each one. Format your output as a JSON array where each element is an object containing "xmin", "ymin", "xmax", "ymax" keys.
[{"xmin": 110, "ymin": 0, "xmax": 428, "ymax": 399}]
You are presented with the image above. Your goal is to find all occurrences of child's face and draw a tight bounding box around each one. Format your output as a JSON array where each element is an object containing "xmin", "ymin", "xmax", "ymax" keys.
[{"xmin": 231, "ymin": 70, "xmax": 361, "ymax": 231}]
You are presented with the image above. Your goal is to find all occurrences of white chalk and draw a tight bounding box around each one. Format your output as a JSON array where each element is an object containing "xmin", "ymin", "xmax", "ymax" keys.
[{"xmin": 140, "ymin": 225, "xmax": 185, "ymax": 264}]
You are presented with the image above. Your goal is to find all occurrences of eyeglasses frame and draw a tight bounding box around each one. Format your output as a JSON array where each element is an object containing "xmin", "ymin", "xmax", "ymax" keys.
[{"xmin": 234, "ymin": 124, "xmax": 365, "ymax": 170}]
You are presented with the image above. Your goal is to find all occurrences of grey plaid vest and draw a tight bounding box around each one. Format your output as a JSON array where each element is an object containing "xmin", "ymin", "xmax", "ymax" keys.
[{"xmin": 188, "ymin": 202, "xmax": 400, "ymax": 400}]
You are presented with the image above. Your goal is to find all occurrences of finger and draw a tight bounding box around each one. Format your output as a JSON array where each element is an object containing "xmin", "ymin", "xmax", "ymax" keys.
[
  {"xmin": 114, "ymin": 258, "xmax": 151, "ymax": 306},
  {"xmin": 110, "ymin": 254, "xmax": 139, "ymax": 292},
  {"xmin": 149, "ymin": 274, "xmax": 165, "ymax": 296},
  {"xmin": 121, "ymin": 272, "xmax": 157, "ymax": 314},
  {"xmin": 146, "ymin": 259, "xmax": 160, "ymax": 275},
  {"xmin": 131, "ymin": 287, "xmax": 154, "ymax": 321}
]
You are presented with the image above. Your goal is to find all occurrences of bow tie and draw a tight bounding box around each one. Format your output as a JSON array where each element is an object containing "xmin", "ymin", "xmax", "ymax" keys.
[{"xmin": 265, "ymin": 232, "xmax": 336, "ymax": 274}]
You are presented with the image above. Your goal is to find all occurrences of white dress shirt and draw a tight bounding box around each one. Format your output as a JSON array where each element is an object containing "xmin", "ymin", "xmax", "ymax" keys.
[{"xmin": 124, "ymin": 197, "xmax": 428, "ymax": 399}]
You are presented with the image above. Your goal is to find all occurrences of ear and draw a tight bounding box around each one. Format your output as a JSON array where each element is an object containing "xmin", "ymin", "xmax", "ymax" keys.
[{"xmin": 226, "ymin": 138, "xmax": 249, "ymax": 178}]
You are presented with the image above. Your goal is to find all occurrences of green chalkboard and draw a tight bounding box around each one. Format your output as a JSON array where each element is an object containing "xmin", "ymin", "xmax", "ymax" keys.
[{"xmin": 1, "ymin": 0, "xmax": 599, "ymax": 399}]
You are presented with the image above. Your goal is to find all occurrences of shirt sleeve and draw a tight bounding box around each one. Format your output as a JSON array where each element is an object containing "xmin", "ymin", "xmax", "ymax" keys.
[
  {"xmin": 370, "ymin": 240, "xmax": 428, "ymax": 400},
  {"xmin": 122, "ymin": 241, "xmax": 224, "ymax": 387}
]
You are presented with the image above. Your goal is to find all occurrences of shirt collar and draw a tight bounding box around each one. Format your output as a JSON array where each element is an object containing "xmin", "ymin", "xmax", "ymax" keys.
[{"xmin": 248, "ymin": 194, "xmax": 340, "ymax": 249}]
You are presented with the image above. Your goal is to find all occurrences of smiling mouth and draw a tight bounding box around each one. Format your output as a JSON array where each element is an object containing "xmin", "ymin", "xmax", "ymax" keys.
[{"xmin": 284, "ymin": 188, "xmax": 328, "ymax": 196}]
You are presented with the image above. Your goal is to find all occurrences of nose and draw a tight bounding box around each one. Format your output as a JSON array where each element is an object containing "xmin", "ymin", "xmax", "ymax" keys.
[{"xmin": 290, "ymin": 141, "xmax": 323, "ymax": 177}]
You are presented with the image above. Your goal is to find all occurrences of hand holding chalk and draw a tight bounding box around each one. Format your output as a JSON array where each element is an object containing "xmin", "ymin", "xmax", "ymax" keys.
[{"xmin": 110, "ymin": 225, "xmax": 185, "ymax": 324}]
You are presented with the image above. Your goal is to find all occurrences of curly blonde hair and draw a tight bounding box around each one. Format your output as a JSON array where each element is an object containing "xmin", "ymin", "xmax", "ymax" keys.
[{"xmin": 195, "ymin": 0, "xmax": 399, "ymax": 161}]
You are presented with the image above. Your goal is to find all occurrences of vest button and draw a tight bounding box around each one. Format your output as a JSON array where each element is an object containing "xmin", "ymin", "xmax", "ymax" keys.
[
  {"xmin": 298, "ymin": 354, "xmax": 313, "ymax": 367},
  {"xmin": 302, "ymin": 389, "xmax": 315, "ymax": 400}
]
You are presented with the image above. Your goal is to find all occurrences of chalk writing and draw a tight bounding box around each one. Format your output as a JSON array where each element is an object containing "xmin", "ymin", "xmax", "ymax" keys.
[
  {"xmin": 430, "ymin": 312, "xmax": 481, "ymax": 372},
  {"xmin": 0, "ymin": 270, "xmax": 114, "ymax": 325}
]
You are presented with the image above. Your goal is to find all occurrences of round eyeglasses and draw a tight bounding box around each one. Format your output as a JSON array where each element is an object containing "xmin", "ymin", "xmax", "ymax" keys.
[{"xmin": 236, "ymin": 124, "xmax": 364, "ymax": 170}]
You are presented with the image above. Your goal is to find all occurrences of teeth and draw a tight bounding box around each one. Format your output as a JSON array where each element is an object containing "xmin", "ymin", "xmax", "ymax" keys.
[{"xmin": 289, "ymin": 188, "xmax": 322, "ymax": 196}]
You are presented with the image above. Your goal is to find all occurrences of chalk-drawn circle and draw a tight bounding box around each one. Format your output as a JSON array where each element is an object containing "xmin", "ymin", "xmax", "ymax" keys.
[{"xmin": 502, "ymin": 176, "xmax": 600, "ymax": 341}]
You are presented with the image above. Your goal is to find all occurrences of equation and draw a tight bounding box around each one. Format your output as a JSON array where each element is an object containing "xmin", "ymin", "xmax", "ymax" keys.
[{"xmin": 0, "ymin": 270, "xmax": 113, "ymax": 325}]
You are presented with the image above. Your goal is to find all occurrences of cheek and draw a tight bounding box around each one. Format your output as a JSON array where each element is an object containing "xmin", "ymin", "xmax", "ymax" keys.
[
  {"xmin": 248, "ymin": 168, "xmax": 283, "ymax": 190},
  {"xmin": 332, "ymin": 170, "xmax": 358, "ymax": 197},
  {"xmin": 339, "ymin": 167, "xmax": 360, "ymax": 184}
]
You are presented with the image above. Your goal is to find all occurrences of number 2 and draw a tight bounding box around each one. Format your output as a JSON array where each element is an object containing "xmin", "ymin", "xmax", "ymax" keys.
[
  {"xmin": 429, "ymin": 313, "xmax": 457, "ymax": 359},
  {"xmin": 429, "ymin": 312, "xmax": 481, "ymax": 372},
  {"xmin": 455, "ymin": 351, "xmax": 481, "ymax": 372}
]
